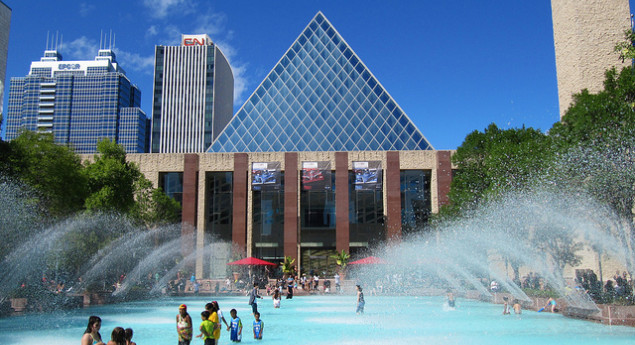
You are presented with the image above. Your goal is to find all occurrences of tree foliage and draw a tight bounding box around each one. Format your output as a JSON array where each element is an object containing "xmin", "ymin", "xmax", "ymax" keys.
[
  {"xmin": 330, "ymin": 250, "xmax": 350, "ymax": 271},
  {"xmin": 83, "ymin": 139, "xmax": 143, "ymax": 213},
  {"xmin": 130, "ymin": 177, "xmax": 181, "ymax": 229},
  {"xmin": 614, "ymin": 28, "xmax": 635, "ymax": 63},
  {"xmin": 447, "ymin": 123, "xmax": 552, "ymax": 214},
  {"xmin": 280, "ymin": 256, "xmax": 296, "ymax": 277},
  {"xmin": 6, "ymin": 131, "xmax": 87, "ymax": 216}
]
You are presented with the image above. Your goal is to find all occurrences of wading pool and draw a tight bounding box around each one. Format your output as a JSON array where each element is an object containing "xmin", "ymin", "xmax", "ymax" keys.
[{"xmin": 1, "ymin": 294, "xmax": 634, "ymax": 345}]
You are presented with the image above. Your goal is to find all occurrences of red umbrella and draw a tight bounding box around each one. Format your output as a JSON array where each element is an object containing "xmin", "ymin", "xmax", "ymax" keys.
[
  {"xmin": 348, "ymin": 256, "xmax": 387, "ymax": 265},
  {"xmin": 227, "ymin": 257, "xmax": 277, "ymax": 266}
]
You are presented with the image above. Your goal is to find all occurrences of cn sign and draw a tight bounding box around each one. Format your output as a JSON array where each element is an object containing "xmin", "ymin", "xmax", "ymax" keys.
[{"xmin": 182, "ymin": 35, "xmax": 211, "ymax": 46}]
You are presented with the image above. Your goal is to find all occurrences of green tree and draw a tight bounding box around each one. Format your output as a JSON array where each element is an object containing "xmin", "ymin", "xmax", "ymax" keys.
[
  {"xmin": 330, "ymin": 250, "xmax": 350, "ymax": 272},
  {"xmin": 614, "ymin": 28, "xmax": 635, "ymax": 63},
  {"xmin": 280, "ymin": 256, "xmax": 296, "ymax": 278},
  {"xmin": 6, "ymin": 131, "xmax": 87, "ymax": 216},
  {"xmin": 446, "ymin": 123, "xmax": 552, "ymax": 214},
  {"xmin": 83, "ymin": 139, "xmax": 143, "ymax": 213},
  {"xmin": 548, "ymin": 65, "xmax": 635, "ymax": 280},
  {"xmin": 130, "ymin": 177, "xmax": 181, "ymax": 229}
]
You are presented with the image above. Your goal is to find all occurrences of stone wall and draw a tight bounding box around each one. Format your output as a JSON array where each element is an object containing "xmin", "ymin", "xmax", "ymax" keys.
[{"xmin": 551, "ymin": 0, "xmax": 631, "ymax": 118}]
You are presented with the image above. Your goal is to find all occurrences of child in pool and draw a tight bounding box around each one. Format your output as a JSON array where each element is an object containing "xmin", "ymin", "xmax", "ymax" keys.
[
  {"xmin": 227, "ymin": 309, "xmax": 243, "ymax": 342},
  {"xmin": 253, "ymin": 312, "xmax": 264, "ymax": 340}
]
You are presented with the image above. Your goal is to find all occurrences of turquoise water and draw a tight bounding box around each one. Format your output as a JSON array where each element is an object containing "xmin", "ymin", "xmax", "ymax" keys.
[{"xmin": 1, "ymin": 295, "xmax": 634, "ymax": 344}]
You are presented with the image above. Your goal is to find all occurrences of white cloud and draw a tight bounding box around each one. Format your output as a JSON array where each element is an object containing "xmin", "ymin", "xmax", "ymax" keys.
[
  {"xmin": 79, "ymin": 3, "xmax": 95, "ymax": 17},
  {"xmin": 213, "ymin": 40, "xmax": 249, "ymax": 106},
  {"xmin": 192, "ymin": 12, "xmax": 227, "ymax": 37},
  {"xmin": 146, "ymin": 25, "xmax": 158, "ymax": 37},
  {"xmin": 58, "ymin": 36, "xmax": 154, "ymax": 75},
  {"xmin": 142, "ymin": 0, "xmax": 195, "ymax": 19},
  {"xmin": 116, "ymin": 50, "xmax": 155, "ymax": 75},
  {"xmin": 231, "ymin": 64, "xmax": 249, "ymax": 106},
  {"xmin": 61, "ymin": 36, "xmax": 98, "ymax": 60}
]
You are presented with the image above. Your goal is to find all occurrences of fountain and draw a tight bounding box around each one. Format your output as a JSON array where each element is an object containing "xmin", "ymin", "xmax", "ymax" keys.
[{"xmin": 0, "ymin": 144, "xmax": 634, "ymax": 343}]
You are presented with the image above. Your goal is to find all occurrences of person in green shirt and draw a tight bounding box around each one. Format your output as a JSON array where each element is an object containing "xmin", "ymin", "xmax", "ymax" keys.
[{"xmin": 196, "ymin": 311, "xmax": 217, "ymax": 345}]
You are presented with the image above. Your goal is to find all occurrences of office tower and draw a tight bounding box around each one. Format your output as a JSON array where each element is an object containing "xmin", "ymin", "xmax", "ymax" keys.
[
  {"xmin": 5, "ymin": 47, "xmax": 148, "ymax": 153},
  {"xmin": 151, "ymin": 34, "xmax": 234, "ymax": 153},
  {"xmin": 0, "ymin": 1, "xmax": 11, "ymax": 117}
]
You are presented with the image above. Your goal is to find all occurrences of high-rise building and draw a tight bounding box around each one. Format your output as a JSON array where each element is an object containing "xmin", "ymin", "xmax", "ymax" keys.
[
  {"xmin": 151, "ymin": 34, "xmax": 234, "ymax": 153},
  {"xmin": 5, "ymin": 48, "xmax": 148, "ymax": 153},
  {"xmin": 0, "ymin": 1, "xmax": 11, "ymax": 117}
]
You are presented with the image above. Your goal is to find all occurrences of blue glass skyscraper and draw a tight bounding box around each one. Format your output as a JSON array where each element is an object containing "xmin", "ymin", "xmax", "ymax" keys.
[
  {"xmin": 5, "ymin": 48, "xmax": 148, "ymax": 154},
  {"xmin": 208, "ymin": 12, "xmax": 433, "ymax": 153}
]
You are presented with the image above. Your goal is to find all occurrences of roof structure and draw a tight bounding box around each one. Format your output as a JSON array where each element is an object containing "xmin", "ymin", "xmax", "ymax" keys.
[{"xmin": 208, "ymin": 12, "xmax": 433, "ymax": 152}]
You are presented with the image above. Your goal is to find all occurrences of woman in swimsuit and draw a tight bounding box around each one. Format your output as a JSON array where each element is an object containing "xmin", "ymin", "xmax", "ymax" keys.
[{"xmin": 81, "ymin": 316, "xmax": 105, "ymax": 345}]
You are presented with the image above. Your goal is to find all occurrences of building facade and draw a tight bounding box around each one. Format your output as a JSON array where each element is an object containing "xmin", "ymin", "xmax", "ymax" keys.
[
  {"xmin": 0, "ymin": 1, "xmax": 11, "ymax": 116},
  {"xmin": 124, "ymin": 13, "xmax": 449, "ymax": 278},
  {"xmin": 150, "ymin": 34, "xmax": 234, "ymax": 153},
  {"xmin": 5, "ymin": 49, "xmax": 148, "ymax": 154},
  {"xmin": 551, "ymin": 0, "xmax": 631, "ymax": 118},
  {"xmin": 128, "ymin": 150, "xmax": 454, "ymax": 279}
]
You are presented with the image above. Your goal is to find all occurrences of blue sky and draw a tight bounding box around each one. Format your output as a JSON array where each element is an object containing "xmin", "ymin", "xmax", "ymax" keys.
[{"xmin": 1, "ymin": 1, "xmax": 631, "ymax": 149}]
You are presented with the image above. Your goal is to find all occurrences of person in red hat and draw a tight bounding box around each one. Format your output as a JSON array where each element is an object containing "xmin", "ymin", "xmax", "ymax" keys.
[{"xmin": 176, "ymin": 304, "xmax": 193, "ymax": 345}]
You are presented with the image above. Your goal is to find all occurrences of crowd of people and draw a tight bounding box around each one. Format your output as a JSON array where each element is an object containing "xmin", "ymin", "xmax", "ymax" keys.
[
  {"xmin": 176, "ymin": 300, "xmax": 255, "ymax": 345},
  {"xmin": 81, "ymin": 276, "xmax": 367, "ymax": 345},
  {"xmin": 576, "ymin": 269, "xmax": 634, "ymax": 304}
]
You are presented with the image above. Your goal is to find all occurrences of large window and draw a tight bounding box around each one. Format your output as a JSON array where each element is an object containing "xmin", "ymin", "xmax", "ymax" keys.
[
  {"xmin": 205, "ymin": 172, "xmax": 233, "ymax": 242},
  {"xmin": 400, "ymin": 170, "xmax": 431, "ymax": 234},
  {"xmin": 252, "ymin": 173, "xmax": 285, "ymax": 261},
  {"xmin": 159, "ymin": 172, "xmax": 183, "ymax": 221},
  {"xmin": 349, "ymin": 172, "xmax": 384, "ymax": 249},
  {"xmin": 300, "ymin": 173, "xmax": 336, "ymax": 247}
]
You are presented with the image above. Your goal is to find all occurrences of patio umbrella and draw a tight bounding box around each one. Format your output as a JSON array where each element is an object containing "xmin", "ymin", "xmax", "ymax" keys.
[
  {"xmin": 227, "ymin": 257, "xmax": 277, "ymax": 284},
  {"xmin": 348, "ymin": 256, "xmax": 387, "ymax": 265},
  {"xmin": 227, "ymin": 257, "xmax": 277, "ymax": 266}
]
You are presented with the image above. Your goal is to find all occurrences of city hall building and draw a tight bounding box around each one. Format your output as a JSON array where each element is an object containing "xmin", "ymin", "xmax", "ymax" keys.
[{"xmin": 129, "ymin": 13, "xmax": 454, "ymax": 278}]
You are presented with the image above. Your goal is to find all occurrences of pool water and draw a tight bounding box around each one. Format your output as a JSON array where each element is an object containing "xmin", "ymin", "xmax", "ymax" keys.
[{"xmin": 1, "ymin": 295, "xmax": 634, "ymax": 345}]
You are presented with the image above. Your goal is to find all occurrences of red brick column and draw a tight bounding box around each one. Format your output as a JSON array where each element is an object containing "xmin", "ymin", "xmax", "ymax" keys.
[
  {"xmin": 385, "ymin": 151, "xmax": 401, "ymax": 242},
  {"xmin": 436, "ymin": 151, "xmax": 453, "ymax": 207},
  {"xmin": 284, "ymin": 153, "xmax": 298, "ymax": 260},
  {"xmin": 232, "ymin": 153, "xmax": 248, "ymax": 255},
  {"xmin": 181, "ymin": 154, "xmax": 199, "ymax": 256},
  {"xmin": 335, "ymin": 152, "xmax": 349, "ymax": 253}
]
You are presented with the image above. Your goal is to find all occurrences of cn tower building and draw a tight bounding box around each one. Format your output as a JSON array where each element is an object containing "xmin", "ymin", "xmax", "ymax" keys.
[{"xmin": 150, "ymin": 34, "xmax": 234, "ymax": 153}]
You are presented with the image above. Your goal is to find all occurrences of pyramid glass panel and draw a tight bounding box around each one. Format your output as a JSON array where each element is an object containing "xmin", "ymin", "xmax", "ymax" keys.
[{"xmin": 208, "ymin": 12, "xmax": 433, "ymax": 153}]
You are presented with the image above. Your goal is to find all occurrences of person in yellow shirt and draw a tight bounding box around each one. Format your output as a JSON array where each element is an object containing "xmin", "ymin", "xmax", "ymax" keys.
[{"xmin": 205, "ymin": 302, "xmax": 221, "ymax": 343}]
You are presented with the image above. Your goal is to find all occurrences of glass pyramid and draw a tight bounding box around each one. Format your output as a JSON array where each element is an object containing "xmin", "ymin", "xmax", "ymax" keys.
[{"xmin": 208, "ymin": 12, "xmax": 433, "ymax": 152}]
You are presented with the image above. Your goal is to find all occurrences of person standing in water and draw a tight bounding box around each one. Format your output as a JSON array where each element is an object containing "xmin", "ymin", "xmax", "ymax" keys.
[
  {"xmin": 248, "ymin": 283, "xmax": 262, "ymax": 315},
  {"xmin": 176, "ymin": 304, "xmax": 193, "ymax": 345},
  {"xmin": 513, "ymin": 299, "xmax": 522, "ymax": 314},
  {"xmin": 81, "ymin": 316, "xmax": 105, "ymax": 345},
  {"xmin": 446, "ymin": 290, "xmax": 456, "ymax": 309},
  {"xmin": 502, "ymin": 296, "xmax": 511, "ymax": 315},
  {"xmin": 252, "ymin": 312, "xmax": 264, "ymax": 340},
  {"xmin": 356, "ymin": 285, "xmax": 365, "ymax": 314},
  {"xmin": 124, "ymin": 328, "xmax": 136, "ymax": 345},
  {"xmin": 227, "ymin": 309, "xmax": 243, "ymax": 342}
]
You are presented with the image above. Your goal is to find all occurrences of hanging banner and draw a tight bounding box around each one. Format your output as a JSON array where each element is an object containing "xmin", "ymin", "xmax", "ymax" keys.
[
  {"xmin": 252, "ymin": 162, "xmax": 281, "ymax": 191},
  {"xmin": 302, "ymin": 161, "xmax": 332, "ymax": 191},
  {"xmin": 353, "ymin": 161, "xmax": 382, "ymax": 190}
]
